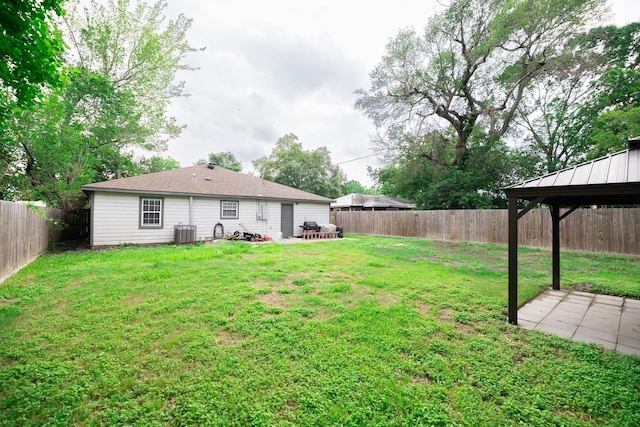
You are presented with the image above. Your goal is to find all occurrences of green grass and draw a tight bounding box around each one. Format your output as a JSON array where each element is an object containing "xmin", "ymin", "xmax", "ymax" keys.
[{"xmin": 1, "ymin": 235, "xmax": 639, "ymax": 426}]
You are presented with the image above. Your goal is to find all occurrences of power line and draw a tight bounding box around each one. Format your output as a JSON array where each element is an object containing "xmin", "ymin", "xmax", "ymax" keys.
[{"xmin": 335, "ymin": 149, "xmax": 394, "ymax": 165}]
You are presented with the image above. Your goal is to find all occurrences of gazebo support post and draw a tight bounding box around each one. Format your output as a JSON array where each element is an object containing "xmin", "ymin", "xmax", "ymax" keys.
[
  {"xmin": 508, "ymin": 196, "xmax": 519, "ymax": 324},
  {"xmin": 550, "ymin": 203, "xmax": 561, "ymax": 290}
]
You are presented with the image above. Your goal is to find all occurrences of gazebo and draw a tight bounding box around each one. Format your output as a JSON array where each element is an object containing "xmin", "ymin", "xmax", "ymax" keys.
[{"xmin": 504, "ymin": 138, "xmax": 640, "ymax": 324}]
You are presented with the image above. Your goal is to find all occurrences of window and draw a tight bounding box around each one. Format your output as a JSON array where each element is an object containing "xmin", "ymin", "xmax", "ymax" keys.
[
  {"xmin": 221, "ymin": 200, "xmax": 239, "ymax": 219},
  {"xmin": 140, "ymin": 197, "xmax": 163, "ymax": 228}
]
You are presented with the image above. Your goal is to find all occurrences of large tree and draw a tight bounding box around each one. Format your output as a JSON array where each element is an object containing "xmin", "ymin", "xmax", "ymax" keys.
[
  {"xmin": 0, "ymin": 0, "xmax": 65, "ymax": 109},
  {"xmin": 516, "ymin": 22, "xmax": 640, "ymax": 173},
  {"xmin": 0, "ymin": 0, "xmax": 66, "ymax": 186},
  {"xmin": 356, "ymin": 0, "xmax": 606, "ymax": 208},
  {"xmin": 253, "ymin": 134, "xmax": 346, "ymax": 199},
  {"xmin": 1, "ymin": 0, "xmax": 200, "ymax": 208},
  {"xmin": 208, "ymin": 151, "xmax": 242, "ymax": 172}
]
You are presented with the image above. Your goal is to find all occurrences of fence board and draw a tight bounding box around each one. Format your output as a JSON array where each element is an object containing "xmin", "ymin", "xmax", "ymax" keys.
[
  {"xmin": 0, "ymin": 201, "xmax": 65, "ymax": 283},
  {"xmin": 335, "ymin": 208, "xmax": 640, "ymax": 256}
]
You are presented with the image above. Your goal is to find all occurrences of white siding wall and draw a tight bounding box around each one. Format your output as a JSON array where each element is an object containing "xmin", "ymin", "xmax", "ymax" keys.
[
  {"xmin": 91, "ymin": 192, "xmax": 331, "ymax": 245},
  {"xmin": 92, "ymin": 192, "xmax": 190, "ymax": 246},
  {"xmin": 293, "ymin": 203, "xmax": 330, "ymax": 236}
]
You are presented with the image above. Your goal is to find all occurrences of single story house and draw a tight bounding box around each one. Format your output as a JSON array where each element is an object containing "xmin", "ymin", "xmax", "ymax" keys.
[
  {"xmin": 81, "ymin": 163, "xmax": 334, "ymax": 247},
  {"xmin": 331, "ymin": 193, "xmax": 417, "ymax": 212}
]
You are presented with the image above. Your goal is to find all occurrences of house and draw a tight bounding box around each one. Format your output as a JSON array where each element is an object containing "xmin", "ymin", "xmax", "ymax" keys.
[
  {"xmin": 81, "ymin": 163, "xmax": 334, "ymax": 247},
  {"xmin": 330, "ymin": 193, "xmax": 416, "ymax": 212}
]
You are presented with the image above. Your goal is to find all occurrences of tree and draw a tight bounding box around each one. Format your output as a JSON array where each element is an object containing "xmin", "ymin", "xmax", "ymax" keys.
[
  {"xmin": 136, "ymin": 155, "xmax": 181, "ymax": 174},
  {"xmin": 342, "ymin": 180, "xmax": 374, "ymax": 195},
  {"xmin": 63, "ymin": 0, "xmax": 201, "ymax": 152},
  {"xmin": 1, "ymin": 0, "xmax": 200, "ymax": 208},
  {"xmin": 208, "ymin": 151, "xmax": 242, "ymax": 171},
  {"xmin": 575, "ymin": 23, "xmax": 640, "ymax": 159},
  {"xmin": 374, "ymin": 134, "xmax": 511, "ymax": 209},
  {"xmin": 0, "ymin": 0, "xmax": 65, "ymax": 109},
  {"xmin": 516, "ymin": 23, "xmax": 640, "ymax": 173},
  {"xmin": 253, "ymin": 134, "xmax": 346, "ymax": 199},
  {"xmin": 355, "ymin": 0, "xmax": 606, "ymax": 208},
  {"xmin": 0, "ymin": 0, "xmax": 66, "ymax": 185}
]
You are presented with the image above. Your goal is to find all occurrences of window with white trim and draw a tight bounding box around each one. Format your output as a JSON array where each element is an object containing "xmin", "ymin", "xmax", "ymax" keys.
[
  {"xmin": 221, "ymin": 200, "xmax": 239, "ymax": 219},
  {"xmin": 140, "ymin": 197, "xmax": 163, "ymax": 228}
]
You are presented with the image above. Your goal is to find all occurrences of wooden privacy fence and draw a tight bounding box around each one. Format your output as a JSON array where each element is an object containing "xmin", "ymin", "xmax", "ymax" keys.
[
  {"xmin": 335, "ymin": 208, "xmax": 640, "ymax": 256},
  {"xmin": 0, "ymin": 201, "xmax": 66, "ymax": 283}
]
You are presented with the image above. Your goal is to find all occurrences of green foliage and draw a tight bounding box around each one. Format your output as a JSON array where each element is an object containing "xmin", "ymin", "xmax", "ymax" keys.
[
  {"xmin": 357, "ymin": 0, "xmax": 616, "ymax": 206},
  {"xmin": 342, "ymin": 180, "xmax": 375, "ymax": 196},
  {"xmin": 533, "ymin": 23, "xmax": 640, "ymax": 167},
  {"xmin": 207, "ymin": 151, "xmax": 242, "ymax": 171},
  {"xmin": 376, "ymin": 133, "xmax": 510, "ymax": 209},
  {"xmin": 135, "ymin": 155, "xmax": 181, "ymax": 174},
  {"xmin": 253, "ymin": 133, "xmax": 346, "ymax": 198},
  {"xmin": 0, "ymin": 0, "xmax": 65, "ymax": 108},
  {"xmin": 588, "ymin": 106, "xmax": 640, "ymax": 158},
  {"xmin": 1, "ymin": 237, "xmax": 638, "ymax": 425},
  {"xmin": 1, "ymin": 0, "xmax": 201, "ymax": 208}
]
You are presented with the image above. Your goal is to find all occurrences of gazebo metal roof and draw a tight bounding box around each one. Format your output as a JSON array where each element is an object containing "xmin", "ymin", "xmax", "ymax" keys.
[
  {"xmin": 503, "ymin": 138, "xmax": 640, "ymax": 324},
  {"xmin": 505, "ymin": 138, "xmax": 640, "ymax": 205}
]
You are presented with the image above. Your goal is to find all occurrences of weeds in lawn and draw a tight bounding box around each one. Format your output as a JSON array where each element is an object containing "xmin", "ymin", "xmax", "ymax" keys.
[{"xmin": 0, "ymin": 236, "xmax": 638, "ymax": 425}]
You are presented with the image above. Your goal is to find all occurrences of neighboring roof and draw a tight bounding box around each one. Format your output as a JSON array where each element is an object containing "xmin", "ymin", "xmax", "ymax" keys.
[
  {"xmin": 331, "ymin": 193, "xmax": 417, "ymax": 209},
  {"xmin": 504, "ymin": 140, "xmax": 640, "ymax": 206},
  {"xmin": 82, "ymin": 164, "xmax": 333, "ymax": 203}
]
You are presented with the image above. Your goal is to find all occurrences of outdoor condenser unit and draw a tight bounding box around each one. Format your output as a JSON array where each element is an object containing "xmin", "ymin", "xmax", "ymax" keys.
[{"xmin": 174, "ymin": 224, "xmax": 197, "ymax": 245}]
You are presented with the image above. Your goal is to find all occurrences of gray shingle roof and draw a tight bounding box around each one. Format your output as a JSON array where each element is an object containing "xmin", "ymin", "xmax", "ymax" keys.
[{"xmin": 82, "ymin": 164, "xmax": 333, "ymax": 203}]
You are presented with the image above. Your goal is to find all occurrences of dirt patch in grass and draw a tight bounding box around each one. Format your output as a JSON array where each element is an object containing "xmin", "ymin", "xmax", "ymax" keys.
[
  {"xmin": 567, "ymin": 282, "xmax": 594, "ymax": 292},
  {"xmin": 439, "ymin": 308, "xmax": 455, "ymax": 322},
  {"xmin": 127, "ymin": 294, "xmax": 146, "ymax": 307},
  {"xmin": 252, "ymin": 280, "xmax": 271, "ymax": 289},
  {"xmin": 0, "ymin": 298, "xmax": 19, "ymax": 308},
  {"xmin": 256, "ymin": 291, "xmax": 289, "ymax": 309},
  {"xmin": 376, "ymin": 292, "xmax": 399, "ymax": 307},
  {"xmin": 215, "ymin": 331, "xmax": 244, "ymax": 346},
  {"xmin": 416, "ymin": 303, "xmax": 431, "ymax": 317},
  {"xmin": 412, "ymin": 373, "xmax": 432, "ymax": 385}
]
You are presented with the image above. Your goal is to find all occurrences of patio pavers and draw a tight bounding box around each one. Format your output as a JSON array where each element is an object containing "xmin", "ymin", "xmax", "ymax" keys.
[{"xmin": 518, "ymin": 288, "xmax": 640, "ymax": 356}]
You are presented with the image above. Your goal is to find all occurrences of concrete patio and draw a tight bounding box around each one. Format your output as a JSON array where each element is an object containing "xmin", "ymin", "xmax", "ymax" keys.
[{"xmin": 518, "ymin": 288, "xmax": 640, "ymax": 356}]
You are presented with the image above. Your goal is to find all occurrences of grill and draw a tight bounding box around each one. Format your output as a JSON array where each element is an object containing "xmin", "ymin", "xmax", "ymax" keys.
[{"xmin": 301, "ymin": 221, "xmax": 321, "ymax": 232}]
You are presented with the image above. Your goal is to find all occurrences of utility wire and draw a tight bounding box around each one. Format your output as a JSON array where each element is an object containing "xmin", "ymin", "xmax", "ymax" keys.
[{"xmin": 335, "ymin": 149, "xmax": 395, "ymax": 165}]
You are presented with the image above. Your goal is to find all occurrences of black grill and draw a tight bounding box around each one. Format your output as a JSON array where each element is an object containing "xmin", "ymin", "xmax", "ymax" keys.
[{"xmin": 302, "ymin": 221, "xmax": 321, "ymax": 232}]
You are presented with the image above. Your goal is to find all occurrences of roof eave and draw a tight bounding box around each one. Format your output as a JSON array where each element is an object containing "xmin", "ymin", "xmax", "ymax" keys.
[{"xmin": 81, "ymin": 186, "xmax": 333, "ymax": 203}]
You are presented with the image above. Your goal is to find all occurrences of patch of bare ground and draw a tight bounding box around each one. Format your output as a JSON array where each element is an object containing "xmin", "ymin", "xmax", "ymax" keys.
[
  {"xmin": 0, "ymin": 298, "xmax": 19, "ymax": 308},
  {"xmin": 568, "ymin": 282, "xmax": 594, "ymax": 292},
  {"xmin": 416, "ymin": 303, "xmax": 431, "ymax": 317},
  {"xmin": 127, "ymin": 294, "xmax": 145, "ymax": 307},
  {"xmin": 455, "ymin": 322, "xmax": 480, "ymax": 336},
  {"xmin": 439, "ymin": 308, "xmax": 455, "ymax": 322},
  {"xmin": 412, "ymin": 373, "xmax": 432, "ymax": 385},
  {"xmin": 376, "ymin": 292, "xmax": 399, "ymax": 307},
  {"xmin": 256, "ymin": 291, "xmax": 288, "ymax": 310},
  {"xmin": 252, "ymin": 280, "xmax": 271, "ymax": 289},
  {"xmin": 215, "ymin": 331, "xmax": 244, "ymax": 346},
  {"xmin": 344, "ymin": 284, "xmax": 375, "ymax": 307}
]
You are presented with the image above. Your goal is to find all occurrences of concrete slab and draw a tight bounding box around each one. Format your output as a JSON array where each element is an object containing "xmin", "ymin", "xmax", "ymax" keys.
[
  {"xmin": 616, "ymin": 344, "xmax": 640, "ymax": 356},
  {"xmin": 518, "ymin": 289, "xmax": 640, "ymax": 356},
  {"xmin": 535, "ymin": 323, "xmax": 575, "ymax": 339}
]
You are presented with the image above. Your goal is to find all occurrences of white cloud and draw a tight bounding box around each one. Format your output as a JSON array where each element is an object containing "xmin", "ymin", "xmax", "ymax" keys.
[{"xmin": 162, "ymin": 0, "xmax": 636, "ymax": 186}]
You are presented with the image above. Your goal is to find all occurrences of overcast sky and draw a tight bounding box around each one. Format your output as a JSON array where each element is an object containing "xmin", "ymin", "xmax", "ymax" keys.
[{"xmin": 162, "ymin": 0, "xmax": 638, "ymax": 187}]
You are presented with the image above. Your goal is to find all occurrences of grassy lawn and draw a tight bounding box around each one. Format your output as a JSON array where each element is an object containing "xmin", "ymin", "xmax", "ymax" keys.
[{"xmin": 1, "ymin": 235, "xmax": 639, "ymax": 426}]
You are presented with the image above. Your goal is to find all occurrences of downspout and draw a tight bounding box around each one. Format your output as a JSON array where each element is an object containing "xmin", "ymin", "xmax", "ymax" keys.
[{"xmin": 189, "ymin": 196, "xmax": 193, "ymax": 226}]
